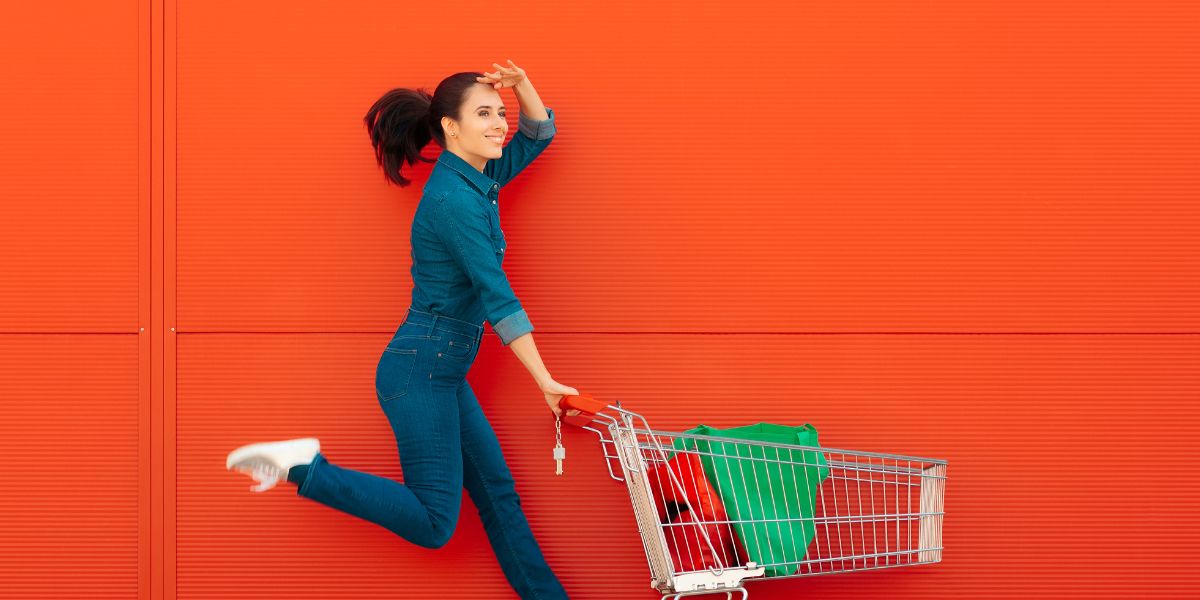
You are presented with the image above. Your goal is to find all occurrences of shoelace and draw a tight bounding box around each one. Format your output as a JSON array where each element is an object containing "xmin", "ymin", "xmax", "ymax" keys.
[{"xmin": 235, "ymin": 457, "xmax": 284, "ymax": 493}]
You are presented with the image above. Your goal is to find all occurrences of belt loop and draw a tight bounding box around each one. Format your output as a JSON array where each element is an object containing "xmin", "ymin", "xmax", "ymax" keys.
[{"xmin": 430, "ymin": 312, "xmax": 440, "ymax": 334}]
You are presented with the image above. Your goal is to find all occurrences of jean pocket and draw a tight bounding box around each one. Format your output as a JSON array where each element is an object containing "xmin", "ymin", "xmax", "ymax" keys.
[
  {"xmin": 376, "ymin": 348, "xmax": 418, "ymax": 402},
  {"xmin": 442, "ymin": 338, "xmax": 473, "ymax": 360}
]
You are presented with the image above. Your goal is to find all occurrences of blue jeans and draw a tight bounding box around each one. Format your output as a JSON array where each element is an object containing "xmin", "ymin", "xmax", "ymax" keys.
[{"xmin": 293, "ymin": 308, "xmax": 569, "ymax": 599}]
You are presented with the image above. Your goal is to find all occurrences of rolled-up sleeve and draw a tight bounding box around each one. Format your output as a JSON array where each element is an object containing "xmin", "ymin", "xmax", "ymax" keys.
[
  {"xmin": 518, "ymin": 106, "xmax": 556, "ymax": 140},
  {"xmin": 431, "ymin": 190, "xmax": 534, "ymax": 345},
  {"xmin": 484, "ymin": 106, "xmax": 556, "ymax": 188}
]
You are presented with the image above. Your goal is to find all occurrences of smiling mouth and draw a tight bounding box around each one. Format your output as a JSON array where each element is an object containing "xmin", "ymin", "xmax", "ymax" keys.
[{"xmin": 485, "ymin": 134, "xmax": 504, "ymax": 144}]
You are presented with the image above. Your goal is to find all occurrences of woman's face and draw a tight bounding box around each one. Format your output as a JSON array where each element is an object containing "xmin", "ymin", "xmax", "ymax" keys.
[{"xmin": 444, "ymin": 84, "xmax": 507, "ymax": 162}]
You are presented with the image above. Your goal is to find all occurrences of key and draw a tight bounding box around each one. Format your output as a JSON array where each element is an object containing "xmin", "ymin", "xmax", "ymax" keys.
[{"xmin": 554, "ymin": 443, "xmax": 565, "ymax": 475}]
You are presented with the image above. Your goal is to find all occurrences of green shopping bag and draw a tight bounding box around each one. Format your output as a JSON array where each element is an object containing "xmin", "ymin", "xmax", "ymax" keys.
[{"xmin": 671, "ymin": 423, "xmax": 830, "ymax": 576}]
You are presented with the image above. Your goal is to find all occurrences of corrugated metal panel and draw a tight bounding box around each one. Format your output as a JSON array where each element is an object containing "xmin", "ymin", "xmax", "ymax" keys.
[
  {"xmin": 175, "ymin": 1, "xmax": 1199, "ymax": 334},
  {"xmin": 0, "ymin": 2, "xmax": 146, "ymax": 599},
  {"xmin": 0, "ymin": 0, "xmax": 1196, "ymax": 599},
  {"xmin": 0, "ymin": 3, "xmax": 141, "ymax": 331},
  {"xmin": 176, "ymin": 333, "xmax": 1199, "ymax": 599},
  {"xmin": 173, "ymin": 0, "xmax": 1200, "ymax": 596},
  {"xmin": 0, "ymin": 336, "xmax": 141, "ymax": 598}
]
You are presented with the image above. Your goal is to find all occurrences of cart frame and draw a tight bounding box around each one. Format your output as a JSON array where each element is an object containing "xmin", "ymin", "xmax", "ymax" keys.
[{"xmin": 561, "ymin": 394, "xmax": 947, "ymax": 599}]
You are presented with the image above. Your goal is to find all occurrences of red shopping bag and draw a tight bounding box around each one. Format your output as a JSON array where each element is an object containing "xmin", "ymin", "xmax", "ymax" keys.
[
  {"xmin": 662, "ymin": 508, "xmax": 749, "ymax": 572},
  {"xmin": 645, "ymin": 452, "xmax": 748, "ymax": 572},
  {"xmin": 645, "ymin": 452, "xmax": 720, "ymax": 521}
]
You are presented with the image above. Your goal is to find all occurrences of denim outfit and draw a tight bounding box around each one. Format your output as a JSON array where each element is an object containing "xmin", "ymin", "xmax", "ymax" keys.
[
  {"xmin": 411, "ymin": 106, "xmax": 557, "ymax": 345},
  {"xmin": 289, "ymin": 107, "xmax": 566, "ymax": 599}
]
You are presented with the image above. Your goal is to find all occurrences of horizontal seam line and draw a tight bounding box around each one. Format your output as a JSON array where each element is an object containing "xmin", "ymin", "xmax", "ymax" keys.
[{"xmin": 160, "ymin": 331, "xmax": 1200, "ymax": 335}]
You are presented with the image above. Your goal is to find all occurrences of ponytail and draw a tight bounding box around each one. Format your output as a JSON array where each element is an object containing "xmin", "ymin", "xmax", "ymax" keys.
[
  {"xmin": 363, "ymin": 87, "xmax": 435, "ymax": 187},
  {"xmin": 363, "ymin": 71, "xmax": 485, "ymax": 188}
]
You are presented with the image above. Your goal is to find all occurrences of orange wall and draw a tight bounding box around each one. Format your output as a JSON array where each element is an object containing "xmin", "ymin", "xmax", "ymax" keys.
[{"xmin": 1, "ymin": 1, "xmax": 1197, "ymax": 599}]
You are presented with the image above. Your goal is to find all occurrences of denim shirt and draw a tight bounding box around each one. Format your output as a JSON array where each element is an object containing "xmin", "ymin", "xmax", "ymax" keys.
[{"xmin": 408, "ymin": 106, "xmax": 556, "ymax": 345}]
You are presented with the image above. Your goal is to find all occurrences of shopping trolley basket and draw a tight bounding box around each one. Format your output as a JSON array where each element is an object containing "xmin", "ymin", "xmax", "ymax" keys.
[{"xmin": 559, "ymin": 393, "xmax": 947, "ymax": 600}]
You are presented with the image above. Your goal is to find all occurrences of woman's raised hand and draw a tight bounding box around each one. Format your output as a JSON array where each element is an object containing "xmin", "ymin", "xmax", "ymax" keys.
[{"xmin": 476, "ymin": 59, "xmax": 527, "ymax": 90}]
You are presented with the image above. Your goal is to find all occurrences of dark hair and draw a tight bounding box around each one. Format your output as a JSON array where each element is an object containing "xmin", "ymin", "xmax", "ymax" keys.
[{"xmin": 363, "ymin": 71, "xmax": 484, "ymax": 187}]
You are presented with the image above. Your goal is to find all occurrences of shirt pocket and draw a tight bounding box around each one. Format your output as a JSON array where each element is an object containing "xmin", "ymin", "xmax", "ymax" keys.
[{"xmin": 487, "ymin": 211, "xmax": 507, "ymax": 255}]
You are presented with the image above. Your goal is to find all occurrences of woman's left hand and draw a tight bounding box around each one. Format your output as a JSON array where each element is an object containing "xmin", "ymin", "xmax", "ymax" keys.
[{"xmin": 476, "ymin": 59, "xmax": 527, "ymax": 89}]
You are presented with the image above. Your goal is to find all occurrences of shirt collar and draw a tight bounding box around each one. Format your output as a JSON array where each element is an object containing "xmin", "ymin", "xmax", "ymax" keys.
[{"xmin": 436, "ymin": 149, "xmax": 499, "ymax": 196}]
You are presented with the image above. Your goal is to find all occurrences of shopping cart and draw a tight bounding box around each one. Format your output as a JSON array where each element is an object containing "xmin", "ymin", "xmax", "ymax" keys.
[{"xmin": 559, "ymin": 393, "xmax": 947, "ymax": 600}]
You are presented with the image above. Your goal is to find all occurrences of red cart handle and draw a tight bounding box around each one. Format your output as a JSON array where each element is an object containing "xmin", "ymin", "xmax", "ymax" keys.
[{"xmin": 560, "ymin": 392, "xmax": 607, "ymax": 416}]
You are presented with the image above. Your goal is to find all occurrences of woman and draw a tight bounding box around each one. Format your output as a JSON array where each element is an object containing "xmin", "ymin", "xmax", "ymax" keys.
[{"xmin": 225, "ymin": 60, "xmax": 577, "ymax": 599}]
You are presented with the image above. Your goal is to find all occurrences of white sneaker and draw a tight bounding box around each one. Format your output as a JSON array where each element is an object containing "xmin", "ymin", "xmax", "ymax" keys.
[{"xmin": 226, "ymin": 437, "xmax": 320, "ymax": 493}]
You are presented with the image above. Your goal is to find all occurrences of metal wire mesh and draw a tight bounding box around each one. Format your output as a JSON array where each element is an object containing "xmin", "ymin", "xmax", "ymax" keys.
[{"xmin": 576, "ymin": 407, "xmax": 946, "ymax": 596}]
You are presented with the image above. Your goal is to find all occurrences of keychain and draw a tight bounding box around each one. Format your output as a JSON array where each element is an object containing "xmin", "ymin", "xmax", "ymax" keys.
[{"xmin": 553, "ymin": 412, "xmax": 566, "ymax": 475}]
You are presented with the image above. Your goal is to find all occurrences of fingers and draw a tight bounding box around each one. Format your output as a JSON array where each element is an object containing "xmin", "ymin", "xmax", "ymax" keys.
[
  {"xmin": 480, "ymin": 68, "xmax": 503, "ymax": 89},
  {"xmin": 483, "ymin": 60, "xmax": 521, "ymax": 77},
  {"xmin": 479, "ymin": 60, "xmax": 522, "ymax": 90},
  {"xmin": 492, "ymin": 61, "xmax": 522, "ymax": 76}
]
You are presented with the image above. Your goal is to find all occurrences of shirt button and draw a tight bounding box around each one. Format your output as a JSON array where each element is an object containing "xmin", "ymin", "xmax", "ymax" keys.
[
  {"xmin": 492, "ymin": 200, "xmax": 497, "ymax": 204},
  {"xmin": 491, "ymin": 184, "xmax": 498, "ymax": 191}
]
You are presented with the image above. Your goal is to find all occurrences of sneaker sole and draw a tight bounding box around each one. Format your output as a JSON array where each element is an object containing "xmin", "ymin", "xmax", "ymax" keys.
[{"xmin": 225, "ymin": 437, "xmax": 320, "ymax": 471}]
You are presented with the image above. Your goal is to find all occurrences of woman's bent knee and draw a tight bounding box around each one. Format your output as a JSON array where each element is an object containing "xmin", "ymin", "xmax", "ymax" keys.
[{"xmin": 406, "ymin": 514, "xmax": 457, "ymax": 549}]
